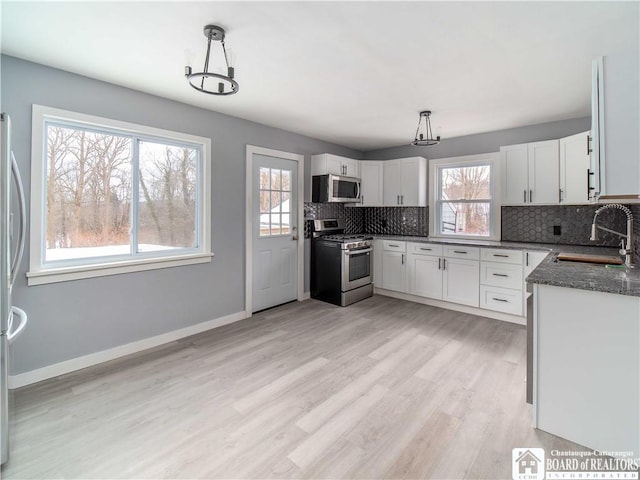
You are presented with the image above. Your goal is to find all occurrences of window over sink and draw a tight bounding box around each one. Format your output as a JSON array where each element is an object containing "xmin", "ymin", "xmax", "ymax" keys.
[{"xmin": 429, "ymin": 153, "xmax": 501, "ymax": 240}]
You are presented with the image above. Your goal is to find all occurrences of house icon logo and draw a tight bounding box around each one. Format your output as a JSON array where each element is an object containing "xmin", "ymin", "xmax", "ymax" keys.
[{"xmin": 512, "ymin": 448, "xmax": 545, "ymax": 480}]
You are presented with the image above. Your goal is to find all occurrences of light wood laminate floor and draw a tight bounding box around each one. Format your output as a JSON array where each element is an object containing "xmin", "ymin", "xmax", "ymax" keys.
[{"xmin": 1, "ymin": 296, "xmax": 588, "ymax": 479}]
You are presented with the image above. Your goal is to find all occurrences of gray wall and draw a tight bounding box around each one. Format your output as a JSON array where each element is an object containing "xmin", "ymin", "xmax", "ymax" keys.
[
  {"xmin": 1, "ymin": 55, "xmax": 360, "ymax": 375},
  {"xmin": 363, "ymin": 116, "xmax": 592, "ymax": 160}
]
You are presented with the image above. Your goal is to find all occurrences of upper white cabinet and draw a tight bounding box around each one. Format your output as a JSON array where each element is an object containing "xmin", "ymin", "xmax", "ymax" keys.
[
  {"xmin": 311, "ymin": 153, "xmax": 360, "ymax": 178},
  {"xmin": 383, "ymin": 156, "xmax": 427, "ymax": 207},
  {"xmin": 591, "ymin": 51, "xmax": 640, "ymax": 199},
  {"xmin": 501, "ymin": 140, "xmax": 559, "ymax": 205},
  {"xmin": 559, "ymin": 131, "xmax": 591, "ymax": 204},
  {"xmin": 359, "ymin": 161, "xmax": 384, "ymax": 206}
]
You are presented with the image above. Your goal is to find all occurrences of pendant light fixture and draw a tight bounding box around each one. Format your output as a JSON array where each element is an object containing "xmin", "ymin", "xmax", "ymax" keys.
[
  {"xmin": 185, "ymin": 24, "xmax": 239, "ymax": 96},
  {"xmin": 412, "ymin": 110, "xmax": 441, "ymax": 146}
]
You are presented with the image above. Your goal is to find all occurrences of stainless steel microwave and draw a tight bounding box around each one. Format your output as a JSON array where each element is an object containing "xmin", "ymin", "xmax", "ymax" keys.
[{"xmin": 311, "ymin": 174, "xmax": 361, "ymax": 203}]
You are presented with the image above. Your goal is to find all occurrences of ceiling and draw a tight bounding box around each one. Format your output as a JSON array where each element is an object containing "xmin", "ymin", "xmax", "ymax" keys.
[{"xmin": 1, "ymin": 2, "xmax": 638, "ymax": 151}]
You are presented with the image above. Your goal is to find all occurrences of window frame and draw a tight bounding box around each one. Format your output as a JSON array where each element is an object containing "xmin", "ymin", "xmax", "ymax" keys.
[
  {"xmin": 428, "ymin": 153, "xmax": 501, "ymax": 241},
  {"xmin": 28, "ymin": 105, "xmax": 212, "ymax": 285}
]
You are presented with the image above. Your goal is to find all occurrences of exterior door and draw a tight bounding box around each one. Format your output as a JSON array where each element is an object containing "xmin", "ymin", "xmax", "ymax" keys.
[{"xmin": 252, "ymin": 155, "xmax": 298, "ymax": 312}]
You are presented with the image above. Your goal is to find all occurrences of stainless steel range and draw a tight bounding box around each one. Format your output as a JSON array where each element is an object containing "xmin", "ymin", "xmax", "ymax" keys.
[{"xmin": 311, "ymin": 219, "xmax": 373, "ymax": 306}]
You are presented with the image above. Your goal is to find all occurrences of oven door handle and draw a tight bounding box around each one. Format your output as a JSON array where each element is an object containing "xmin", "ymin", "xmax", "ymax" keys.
[{"xmin": 344, "ymin": 248, "xmax": 372, "ymax": 255}]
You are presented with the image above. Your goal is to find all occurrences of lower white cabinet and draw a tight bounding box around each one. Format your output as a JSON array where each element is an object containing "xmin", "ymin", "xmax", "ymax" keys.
[
  {"xmin": 408, "ymin": 253, "xmax": 442, "ymax": 299},
  {"xmin": 480, "ymin": 285, "xmax": 524, "ymax": 315},
  {"xmin": 404, "ymin": 243, "xmax": 480, "ymax": 307},
  {"xmin": 382, "ymin": 250, "xmax": 407, "ymax": 292},
  {"xmin": 375, "ymin": 242, "xmax": 547, "ymax": 320},
  {"xmin": 442, "ymin": 257, "xmax": 480, "ymax": 307}
]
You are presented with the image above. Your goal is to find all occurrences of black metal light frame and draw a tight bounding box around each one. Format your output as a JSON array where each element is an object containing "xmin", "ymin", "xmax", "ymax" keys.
[
  {"xmin": 185, "ymin": 24, "xmax": 239, "ymax": 96},
  {"xmin": 412, "ymin": 110, "xmax": 441, "ymax": 146}
]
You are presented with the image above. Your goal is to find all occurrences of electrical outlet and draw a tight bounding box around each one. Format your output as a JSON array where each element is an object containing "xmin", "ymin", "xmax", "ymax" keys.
[{"xmin": 553, "ymin": 225, "xmax": 561, "ymax": 235}]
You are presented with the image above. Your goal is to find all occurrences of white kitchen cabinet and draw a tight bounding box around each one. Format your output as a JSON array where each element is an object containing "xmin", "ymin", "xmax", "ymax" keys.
[
  {"xmin": 311, "ymin": 153, "xmax": 360, "ymax": 178},
  {"xmin": 383, "ymin": 157, "xmax": 427, "ymax": 206},
  {"xmin": 359, "ymin": 161, "xmax": 384, "ymax": 206},
  {"xmin": 373, "ymin": 240, "xmax": 383, "ymax": 287},
  {"xmin": 381, "ymin": 241, "xmax": 407, "ymax": 292},
  {"xmin": 501, "ymin": 144, "xmax": 529, "ymax": 205},
  {"xmin": 559, "ymin": 131, "xmax": 591, "ymax": 204},
  {"xmin": 534, "ymin": 284, "xmax": 639, "ymax": 454},
  {"xmin": 407, "ymin": 247, "xmax": 443, "ymax": 300},
  {"xmin": 442, "ymin": 257, "xmax": 480, "ymax": 307},
  {"xmin": 480, "ymin": 285, "xmax": 524, "ymax": 316},
  {"xmin": 590, "ymin": 51, "xmax": 640, "ymax": 199},
  {"xmin": 501, "ymin": 140, "xmax": 560, "ymax": 205}
]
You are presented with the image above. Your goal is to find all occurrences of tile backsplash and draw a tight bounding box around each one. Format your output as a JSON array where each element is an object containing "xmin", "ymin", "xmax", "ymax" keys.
[
  {"xmin": 304, "ymin": 203, "xmax": 428, "ymax": 238},
  {"xmin": 501, "ymin": 205, "xmax": 631, "ymax": 248}
]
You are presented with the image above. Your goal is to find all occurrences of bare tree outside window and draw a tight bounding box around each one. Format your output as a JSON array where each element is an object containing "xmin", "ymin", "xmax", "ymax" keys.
[
  {"xmin": 44, "ymin": 123, "xmax": 200, "ymax": 262},
  {"xmin": 438, "ymin": 164, "xmax": 491, "ymax": 236}
]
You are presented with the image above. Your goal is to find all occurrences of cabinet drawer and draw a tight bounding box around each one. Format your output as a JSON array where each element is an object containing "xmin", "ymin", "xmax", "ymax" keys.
[
  {"xmin": 383, "ymin": 240, "xmax": 406, "ymax": 252},
  {"xmin": 408, "ymin": 243, "xmax": 443, "ymax": 257},
  {"xmin": 480, "ymin": 262, "xmax": 523, "ymax": 289},
  {"xmin": 443, "ymin": 246, "xmax": 480, "ymax": 260},
  {"xmin": 480, "ymin": 286, "xmax": 523, "ymax": 316},
  {"xmin": 480, "ymin": 248, "xmax": 523, "ymax": 265}
]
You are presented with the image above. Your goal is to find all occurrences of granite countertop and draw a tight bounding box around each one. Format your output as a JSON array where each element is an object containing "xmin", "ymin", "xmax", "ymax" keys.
[{"xmin": 369, "ymin": 235, "xmax": 640, "ymax": 297}]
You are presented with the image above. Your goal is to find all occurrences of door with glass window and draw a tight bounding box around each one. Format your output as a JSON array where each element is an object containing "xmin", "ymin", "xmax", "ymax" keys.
[{"xmin": 252, "ymin": 155, "xmax": 298, "ymax": 312}]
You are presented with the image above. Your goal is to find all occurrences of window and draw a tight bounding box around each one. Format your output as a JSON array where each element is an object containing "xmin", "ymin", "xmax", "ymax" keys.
[
  {"xmin": 29, "ymin": 105, "xmax": 212, "ymax": 285},
  {"xmin": 258, "ymin": 167, "xmax": 291, "ymax": 236},
  {"xmin": 429, "ymin": 153, "xmax": 501, "ymax": 240}
]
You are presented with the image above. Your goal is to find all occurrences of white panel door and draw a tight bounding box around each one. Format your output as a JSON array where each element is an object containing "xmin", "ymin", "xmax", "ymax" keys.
[
  {"xmin": 253, "ymin": 155, "xmax": 298, "ymax": 312},
  {"xmin": 560, "ymin": 132, "xmax": 591, "ymax": 204},
  {"xmin": 381, "ymin": 250, "xmax": 406, "ymax": 292},
  {"xmin": 383, "ymin": 160, "xmax": 402, "ymax": 206},
  {"xmin": 528, "ymin": 140, "xmax": 559, "ymax": 204},
  {"xmin": 501, "ymin": 144, "xmax": 529, "ymax": 205},
  {"xmin": 359, "ymin": 161, "xmax": 384, "ymax": 206},
  {"xmin": 442, "ymin": 257, "xmax": 479, "ymax": 307},
  {"xmin": 407, "ymin": 254, "xmax": 442, "ymax": 299}
]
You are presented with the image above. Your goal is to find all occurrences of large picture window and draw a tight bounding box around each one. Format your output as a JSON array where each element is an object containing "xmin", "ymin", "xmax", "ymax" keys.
[
  {"xmin": 429, "ymin": 153, "xmax": 501, "ymax": 240},
  {"xmin": 29, "ymin": 105, "xmax": 212, "ymax": 285}
]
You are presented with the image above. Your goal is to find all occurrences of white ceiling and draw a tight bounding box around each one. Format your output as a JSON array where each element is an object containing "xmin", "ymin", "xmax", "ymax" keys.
[{"xmin": 1, "ymin": 1, "xmax": 638, "ymax": 151}]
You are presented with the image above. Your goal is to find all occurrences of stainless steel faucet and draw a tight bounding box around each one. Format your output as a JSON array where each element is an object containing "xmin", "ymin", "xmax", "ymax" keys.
[{"xmin": 589, "ymin": 204, "xmax": 635, "ymax": 268}]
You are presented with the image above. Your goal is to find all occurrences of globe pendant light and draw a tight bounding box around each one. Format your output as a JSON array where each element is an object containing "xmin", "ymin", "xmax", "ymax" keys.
[
  {"xmin": 185, "ymin": 24, "xmax": 239, "ymax": 96},
  {"xmin": 412, "ymin": 110, "xmax": 441, "ymax": 146}
]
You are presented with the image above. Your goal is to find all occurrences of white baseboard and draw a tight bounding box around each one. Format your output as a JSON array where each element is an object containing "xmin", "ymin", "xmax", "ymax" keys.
[
  {"xmin": 301, "ymin": 292, "xmax": 311, "ymax": 300},
  {"xmin": 8, "ymin": 310, "xmax": 248, "ymax": 389},
  {"xmin": 374, "ymin": 288, "xmax": 526, "ymax": 326}
]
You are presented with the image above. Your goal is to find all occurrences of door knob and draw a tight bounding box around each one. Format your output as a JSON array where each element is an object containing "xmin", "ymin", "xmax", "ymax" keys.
[{"xmin": 292, "ymin": 235, "xmax": 299, "ymax": 241}]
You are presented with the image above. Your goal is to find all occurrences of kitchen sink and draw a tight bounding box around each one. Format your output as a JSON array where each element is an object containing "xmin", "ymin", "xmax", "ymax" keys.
[{"xmin": 555, "ymin": 252, "xmax": 624, "ymax": 265}]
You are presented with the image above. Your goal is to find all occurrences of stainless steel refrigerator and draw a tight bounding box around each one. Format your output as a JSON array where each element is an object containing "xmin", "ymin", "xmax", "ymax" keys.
[{"xmin": 0, "ymin": 113, "xmax": 28, "ymax": 466}]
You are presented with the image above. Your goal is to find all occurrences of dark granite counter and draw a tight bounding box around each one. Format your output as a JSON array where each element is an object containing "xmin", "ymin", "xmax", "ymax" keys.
[{"xmin": 369, "ymin": 235, "xmax": 640, "ymax": 297}]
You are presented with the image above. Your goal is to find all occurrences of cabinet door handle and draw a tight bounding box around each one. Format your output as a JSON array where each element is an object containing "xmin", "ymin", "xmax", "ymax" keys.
[
  {"xmin": 587, "ymin": 134, "xmax": 592, "ymax": 155},
  {"xmin": 442, "ymin": 258, "xmax": 446, "ymax": 270},
  {"xmin": 529, "ymin": 190, "xmax": 533, "ymax": 203},
  {"xmin": 420, "ymin": 247, "xmax": 432, "ymax": 251},
  {"xmin": 401, "ymin": 254, "xmax": 405, "ymax": 265},
  {"xmin": 388, "ymin": 244, "xmax": 400, "ymax": 247},
  {"xmin": 493, "ymin": 254, "xmax": 509, "ymax": 258},
  {"xmin": 492, "ymin": 273, "xmax": 509, "ymax": 277},
  {"xmin": 492, "ymin": 297, "xmax": 509, "ymax": 303},
  {"xmin": 401, "ymin": 195, "xmax": 404, "ymax": 205},
  {"xmin": 526, "ymin": 252, "xmax": 529, "ymax": 267},
  {"xmin": 438, "ymin": 258, "xmax": 442, "ymax": 270},
  {"xmin": 559, "ymin": 188, "xmax": 563, "ymax": 203},
  {"xmin": 523, "ymin": 190, "xmax": 527, "ymax": 203},
  {"xmin": 453, "ymin": 250, "xmax": 467, "ymax": 254}
]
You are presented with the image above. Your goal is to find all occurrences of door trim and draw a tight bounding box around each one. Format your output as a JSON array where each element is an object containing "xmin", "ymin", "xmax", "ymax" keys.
[{"xmin": 245, "ymin": 145, "xmax": 305, "ymax": 315}]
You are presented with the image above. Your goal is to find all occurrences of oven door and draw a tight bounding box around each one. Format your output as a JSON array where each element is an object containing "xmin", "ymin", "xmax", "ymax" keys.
[{"xmin": 341, "ymin": 247, "xmax": 372, "ymax": 291}]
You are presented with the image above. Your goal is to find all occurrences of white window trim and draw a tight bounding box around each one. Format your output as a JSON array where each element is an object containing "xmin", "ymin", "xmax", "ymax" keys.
[
  {"xmin": 28, "ymin": 104, "xmax": 212, "ymax": 285},
  {"xmin": 429, "ymin": 152, "xmax": 502, "ymax": 241}
]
